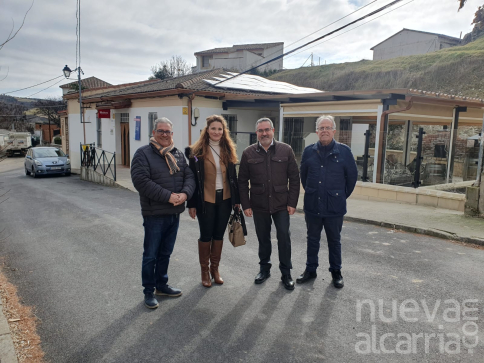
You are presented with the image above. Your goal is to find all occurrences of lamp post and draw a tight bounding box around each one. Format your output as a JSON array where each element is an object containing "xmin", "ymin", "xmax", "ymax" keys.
[{"xmin": 63, "ymin": 65, "xmax": 86, "ymax": 144}]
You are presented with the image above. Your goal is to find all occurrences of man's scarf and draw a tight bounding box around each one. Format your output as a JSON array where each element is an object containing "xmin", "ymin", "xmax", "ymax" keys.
[{"xmin": 150, "ymin": 137, "xmax": 180, "ymax": 175}]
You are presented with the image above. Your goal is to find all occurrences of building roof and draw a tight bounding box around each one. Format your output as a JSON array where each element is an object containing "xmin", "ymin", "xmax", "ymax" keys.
[
  {"xmin": 370, "ymin": 28, "xmax": 461, "ymax": 50},
  {"xmin": 60, "ymin": 76, "xmax": 112, "ymax": 90},
  {"xmin": 81, "ymin": 68, "xmax": 322, "ymax": 101},
  {"xmin": 195, "ymin": 42, "xmax": 283, "ymax": 55},
  {"xmin": 221, "ymin": 88, "xmax": 484, "ymax": 108}
]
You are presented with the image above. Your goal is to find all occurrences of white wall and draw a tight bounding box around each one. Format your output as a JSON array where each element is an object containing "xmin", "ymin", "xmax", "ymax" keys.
[
  {"xmin": 193, "ymin": 45, "xmax": 284, "ymax": 73},
  {"xmin": 100, "ymin": 111, "xmax": 116, "ymax": 154},
  {"xmin": 120, "ymin": 106, "xmax": 185, "ymax": 163},
  {"xmin": 68, "ymin": 97, "xmax": 284, "ymax": 169},
  {"xmin": 373, "ymin": 31, "xmax": 440, "ymax": 60}
]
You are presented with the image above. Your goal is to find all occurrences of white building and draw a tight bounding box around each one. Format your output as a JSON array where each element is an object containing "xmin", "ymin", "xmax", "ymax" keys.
[
  {"xmin": 192, "ymin": 43, "xmax": 283, "ymax": 74},
  {"xmin": 371, "ymin": 29, "xmax": 461, "ymax": 60},
  {"xmin": 62, "ymin": 69, "xmax": 321, "ymax": 171}
]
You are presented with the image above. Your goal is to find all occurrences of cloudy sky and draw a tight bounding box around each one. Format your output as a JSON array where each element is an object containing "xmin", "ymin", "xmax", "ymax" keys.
[{"xmin": 0, "ymin": 0, "xmax": 481, "ymax": 98}]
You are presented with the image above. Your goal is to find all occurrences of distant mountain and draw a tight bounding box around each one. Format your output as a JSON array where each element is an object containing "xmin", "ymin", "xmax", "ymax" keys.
[{"xmin": 0, "ymin": 95, "xmax": 41, "ymax": 109}]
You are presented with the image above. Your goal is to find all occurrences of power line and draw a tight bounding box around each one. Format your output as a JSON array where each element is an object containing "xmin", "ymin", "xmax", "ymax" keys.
[
  {"xmin": 285, "ymin": 0, "xmax": 415, "ymax": 60},
  {"xmin": 212, "ymin": 0, "xmax": 405, "ymax": 86},
  {"xmin": 26, "ymin": 78, "xmax": 67, "ymax": 97},
  {"xmin": 245, "ymin": 0, "xmax": 379, "ymax": 71},
  {"xmin": 2, "ymin": 75, "xmax": 65, "ymax": 95},
  {"xmin": 285, "ymin": 0, "xmax": 379, "ymax": 51}
]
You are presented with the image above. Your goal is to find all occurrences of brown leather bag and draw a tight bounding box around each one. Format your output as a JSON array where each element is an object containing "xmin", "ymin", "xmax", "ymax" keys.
[{"xmin": 227, "ymin": 209, "xmax": 247, "ymax": 247}]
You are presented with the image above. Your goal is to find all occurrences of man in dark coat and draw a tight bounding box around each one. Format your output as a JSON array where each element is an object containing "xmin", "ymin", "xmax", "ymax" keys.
[
  {"xmin": 297, "ymin": 115, "xmax": 357, "ymax": 288},
  {"xmin": 131, "ymin": 117, "xmax": 195, "ymax": 308},
  {"xmin": 238, "ymin": 118, "xmax": 300, "ymax": 290}
]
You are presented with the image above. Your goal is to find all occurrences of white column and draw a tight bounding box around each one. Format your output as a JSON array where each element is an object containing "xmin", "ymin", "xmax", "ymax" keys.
[
  {"xmin": 403, "ymin": 120, "xmax": 413, "ymax": 166},
  {"xmin": 476, "ymin": 113, "xmax": 484, "ymax": 185},
  {"xmin": 373, "ymin": 104, "xmax": 384, "ymax": 183},
  {"xmin": 279, "ymin": 105, "xmax": 284, "ymax": 142},
  {"xmin": 446, "ymin": 108, "xmax": 457, "ymax": 184}
]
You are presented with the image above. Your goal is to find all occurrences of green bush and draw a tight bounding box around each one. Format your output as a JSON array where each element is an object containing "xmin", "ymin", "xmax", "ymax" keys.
[{"xmin": 53, "ymin": 136, "xmax": 62, "ymax": 145}]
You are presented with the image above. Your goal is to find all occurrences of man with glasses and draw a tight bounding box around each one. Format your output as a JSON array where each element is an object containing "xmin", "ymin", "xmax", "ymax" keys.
[
  {"xmin": 238, "ymin": 118, "xmax": 300, "ymax": 290},
  {"xmin": 131, "ymin": 117, "xmax": 195, "ymax": 309},
  {"xmin": 297, "ymin": 115, "xmax": 357, "ymax": 288}
]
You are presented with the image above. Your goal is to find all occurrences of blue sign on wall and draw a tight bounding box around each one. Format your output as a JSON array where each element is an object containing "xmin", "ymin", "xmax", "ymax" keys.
[{"xmin": 135, "ymin": 116, "xmax": 141, "ymax": 140}]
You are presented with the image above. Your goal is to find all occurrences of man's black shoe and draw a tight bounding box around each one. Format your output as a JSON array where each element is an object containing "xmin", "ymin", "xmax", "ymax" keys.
[
  {"xmin": 155, "ymin": 285, "xmax": 182, "ymax": 297},
  {"xmin": 255, "ymin": 270, "xmax": 271, "ymax": 284},
  {"xmin": 296, "ymin": 270, "xmax": 317, "ymax": 284},
  {"xmin": 144, "ymin": 293, "xmax": 159, "ymax": 309},
  {"xmin": 281, "ymin": 275, "xmax": 295, "ymax": 290},
  {"xmin": 331, "ymin": 270, "xmax": 344, "ymax": 288}
]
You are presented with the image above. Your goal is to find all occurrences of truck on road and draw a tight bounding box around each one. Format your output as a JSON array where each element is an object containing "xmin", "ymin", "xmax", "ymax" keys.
[{"xmin": 5, "ymin": 132, "xmax": 32, "ymax": 156}]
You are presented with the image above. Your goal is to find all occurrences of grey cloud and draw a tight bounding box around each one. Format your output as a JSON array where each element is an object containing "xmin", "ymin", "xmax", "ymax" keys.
[{"xmin": 0, "ymin": 0, "xmax": 481, "ymax": 98}]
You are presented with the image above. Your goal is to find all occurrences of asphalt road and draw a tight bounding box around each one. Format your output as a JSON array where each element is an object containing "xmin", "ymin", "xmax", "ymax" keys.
[{"xmin": 1, "ymin": 162, "xmax": 483, "ymax": 363}]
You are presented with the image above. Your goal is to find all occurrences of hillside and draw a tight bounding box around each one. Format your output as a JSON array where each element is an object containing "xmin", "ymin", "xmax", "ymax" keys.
[
  {"xmin": 0, "ymin": 95, "xmax": 40, "ymax": 108},
  {"xmin": 269, "ymin": 36, "xmax": 484, "ymax": 99}
]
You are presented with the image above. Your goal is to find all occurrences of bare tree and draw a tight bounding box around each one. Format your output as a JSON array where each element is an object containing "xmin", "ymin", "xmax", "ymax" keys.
[
  {"xmin": 0, "ymin": 0, "xmax": 34, "ymax": 50},
  {"xmin": 0, "ymin": 101, "xmax": 27, "ymax": 131},
  {"xmin": 150, "ymin": 55, "xmax": 192, "ymax": 80},
  {"xmin": 33, "ymin": 98, "xmax": 66, "ymax": 143},
  {"xmin": 33, "ymin": 98, "xmax": 66, "ymax": 128},
  {"xmin": 0, "ymin": 0, "xmax": 34, "ymax": 83}
]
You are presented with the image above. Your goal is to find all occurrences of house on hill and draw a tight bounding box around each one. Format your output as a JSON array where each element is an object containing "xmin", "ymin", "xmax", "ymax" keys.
[
  {"xmin": 192, "ymin": 42, "xmax": 284, "ymax": 74},
  {"xmin": 371, "ymin": 29, "xmax": 461, "ymax": 60}
]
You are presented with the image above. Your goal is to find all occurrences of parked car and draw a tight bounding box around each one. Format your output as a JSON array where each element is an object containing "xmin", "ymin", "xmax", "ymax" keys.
[{"xmin": 25, "ymin": 147, "xmax": 71, "ymax": 177}]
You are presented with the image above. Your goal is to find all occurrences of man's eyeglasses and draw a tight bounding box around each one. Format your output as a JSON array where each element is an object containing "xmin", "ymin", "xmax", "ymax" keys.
[
  {"xmin": 317, "ymin": 126, "xmax": 334, "ymax": 132},
  {"xmin": 155, "ymin": 130, "xmax": 172, "ymax": 135},
  {"xmin": 256, "ymin": 128, "xmax": 272, "ymax": 134}
]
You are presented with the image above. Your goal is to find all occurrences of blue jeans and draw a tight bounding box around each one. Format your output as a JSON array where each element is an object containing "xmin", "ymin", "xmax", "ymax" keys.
[
  {"xmin": 305, "ymin": 214, "xmax": 343, "ymax": 272},
  {"xmin": 142, "ymin": 214, "xmax": 180, "ymax": 294}
]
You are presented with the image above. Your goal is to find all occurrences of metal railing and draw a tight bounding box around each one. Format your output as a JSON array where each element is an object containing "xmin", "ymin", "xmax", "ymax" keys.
[{"xmin": 80, "ymin": 143, "xmax": 116, "ymax": 181}]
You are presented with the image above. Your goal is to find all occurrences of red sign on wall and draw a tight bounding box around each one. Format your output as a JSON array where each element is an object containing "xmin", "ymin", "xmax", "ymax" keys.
[{"xmin": 98, "ymin": 109, "xmax": 110, "ymax": 118}]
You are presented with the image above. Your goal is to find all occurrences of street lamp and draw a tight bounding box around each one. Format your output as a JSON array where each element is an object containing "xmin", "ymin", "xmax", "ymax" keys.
[
  {"xmin": 63, "ymin": 64, "xmax": 86, "ymax": 143},
  {"xmin": 62, "ymin": 65, "xmax": 72, "ymax": 78}
]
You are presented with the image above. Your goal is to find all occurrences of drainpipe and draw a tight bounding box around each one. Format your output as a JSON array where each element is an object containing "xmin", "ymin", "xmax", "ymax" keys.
[
  {"xmin": 376, "ymin": 98, "xmax": 414, "ymax": 183},
  {"xmin": 476, "ymin": 112, "xmax": 484, "ymax": 186},
  {"xmin": 187, "ymin": 94, "xmax": 195, "ymax": 145}
]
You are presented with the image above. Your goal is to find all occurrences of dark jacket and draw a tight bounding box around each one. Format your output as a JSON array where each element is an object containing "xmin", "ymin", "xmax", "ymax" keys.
[
  {"xmin": 185, "ymin": 147, "xmax": 240, "ymax": 212},
  {"xmin": 131, "ymin": 144, "xmax": 195, "ymax": 216},
  {"xmin": 300, "ymin": 140, "xmax": 358, "ymax": 218},
  {"xmin": 238, "ymin": 140, "xmax": 300, "ymax": 214}
]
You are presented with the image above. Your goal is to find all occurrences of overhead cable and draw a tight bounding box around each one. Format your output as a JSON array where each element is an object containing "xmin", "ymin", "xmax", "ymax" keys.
[
  {"xmin": 212, "ymin": 0, "xmax": 405, "ymax": 86},
  {"xmin": 2, "ymin": 75, "xmax": 65, "ymax": 95}
]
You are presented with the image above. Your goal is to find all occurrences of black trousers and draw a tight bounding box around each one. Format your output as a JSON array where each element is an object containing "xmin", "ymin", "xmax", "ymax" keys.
[
  {"xmin": 197, "ymin": 190, "xmax": 232, "ymax": 242},
  {"xmin": 253, "ymin": 209, "xmax": 292, "ymax": 275}
]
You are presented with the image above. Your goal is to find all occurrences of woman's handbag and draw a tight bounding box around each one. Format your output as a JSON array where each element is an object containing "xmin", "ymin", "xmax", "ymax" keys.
[{"xmin": 227, "ymin": 208, "xmax": 247, "ymax": 247}]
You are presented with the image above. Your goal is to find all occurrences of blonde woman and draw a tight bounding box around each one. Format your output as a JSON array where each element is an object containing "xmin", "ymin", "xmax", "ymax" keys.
[{"xmin": 185, "ymin": 115, "xmax": 240, "ymax": 287}]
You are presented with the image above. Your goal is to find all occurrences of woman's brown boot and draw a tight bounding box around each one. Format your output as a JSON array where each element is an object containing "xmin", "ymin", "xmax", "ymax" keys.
[
  {"xmin": 198, "ymin": 240, "xmax": 212, "ymax": 287},
  {"xmin": 210, "ymin": 240, "xmax": 224, "ymax": 284}
]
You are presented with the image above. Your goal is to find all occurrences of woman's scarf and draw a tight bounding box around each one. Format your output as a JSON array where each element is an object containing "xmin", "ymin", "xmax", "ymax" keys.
[{"xmin": 150, "ymin": 137, "xmax": 180, "ymax": 175}]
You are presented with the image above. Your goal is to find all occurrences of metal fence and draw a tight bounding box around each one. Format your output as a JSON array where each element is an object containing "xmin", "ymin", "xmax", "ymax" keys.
[{"xmin": 80, "ymin": 143, "xmax": 116, "ymax": 181}]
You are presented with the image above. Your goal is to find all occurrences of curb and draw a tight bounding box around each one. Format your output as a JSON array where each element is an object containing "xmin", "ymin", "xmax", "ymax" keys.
[
  {"xmin": 0, "ymin": 300, "xmax": 18, "ymax": 363},
  {"xmin": 343, "ymin": 215, "xmax": 484, "ymax": 247},
  {"xmin": 295, "ymin": 208, "xmax": 484, "ymax": 248}
]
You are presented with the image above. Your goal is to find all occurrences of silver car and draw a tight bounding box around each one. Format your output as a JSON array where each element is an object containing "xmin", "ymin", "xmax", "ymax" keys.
[{"xmin": 25, "ymin": 147, "xmax": 71, "ymax": 177}]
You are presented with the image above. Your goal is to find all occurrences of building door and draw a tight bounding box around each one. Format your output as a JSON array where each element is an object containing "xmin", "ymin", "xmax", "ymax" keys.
[{"xmin": 121, "ymin": 122, "xmax": 130, "ymax": 166}]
